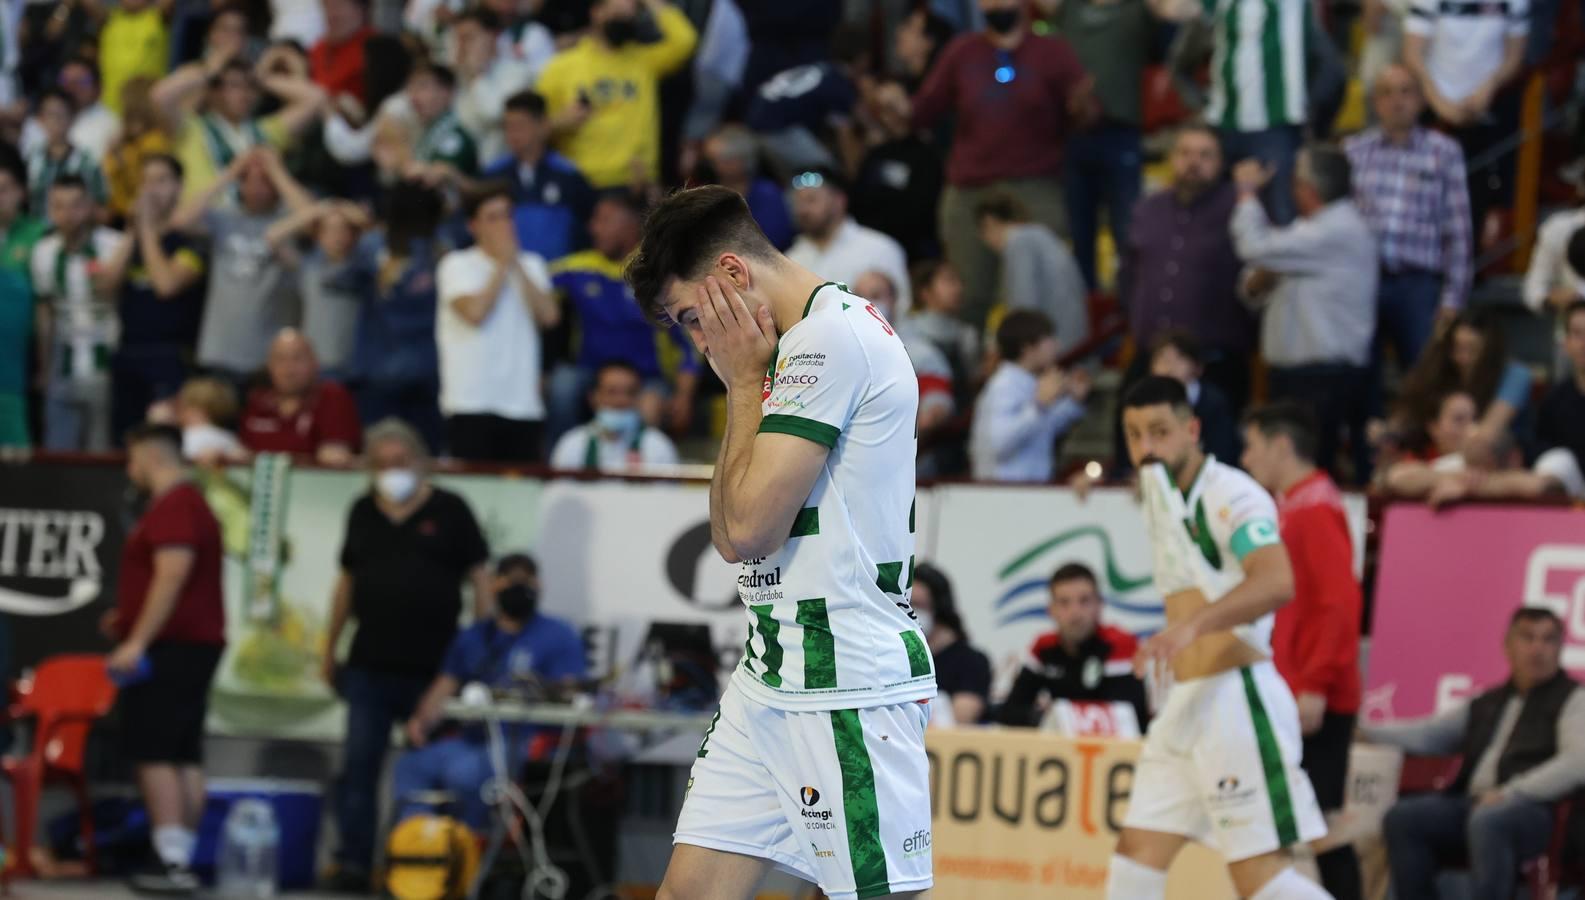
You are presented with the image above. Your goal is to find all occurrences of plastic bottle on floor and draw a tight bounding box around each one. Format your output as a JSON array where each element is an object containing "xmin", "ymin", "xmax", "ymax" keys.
[{"xmin": 216, "ymin": 798, "xmax": 279, "ymax": 898}]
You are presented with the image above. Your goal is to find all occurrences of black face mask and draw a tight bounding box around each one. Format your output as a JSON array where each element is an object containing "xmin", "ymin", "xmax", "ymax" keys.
[
  {"xmin": 983, "ymin": 9, "xmax": 1021, "ymax": 33},
  {"xmin": 603, "ymin": 17, "xmax": 639, "ymax": 46},
  {"xmin": 496, "ymin": 584, "xmax": 539, "ymax": 623}
]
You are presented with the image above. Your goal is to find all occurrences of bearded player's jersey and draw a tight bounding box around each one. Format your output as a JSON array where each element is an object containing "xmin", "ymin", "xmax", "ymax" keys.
[{"xmin": 731, "ymin": 282, "xmax": 934, "ymax": 711}]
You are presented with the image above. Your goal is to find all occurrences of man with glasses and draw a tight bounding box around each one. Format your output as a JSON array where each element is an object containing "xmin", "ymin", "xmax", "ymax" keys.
[
  {"xmin": 786, "ymin": 167, "xmax": 912, "ymax": 314},
  {"xmin": 893, "ymin": 0, "xmax": 1096, "ymax": 329}
]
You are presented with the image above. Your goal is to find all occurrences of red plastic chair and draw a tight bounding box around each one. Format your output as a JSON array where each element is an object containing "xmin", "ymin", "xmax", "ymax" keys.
[{"xmin": 0, "ymin": 655, "xmax": 117, "ymax": 880}]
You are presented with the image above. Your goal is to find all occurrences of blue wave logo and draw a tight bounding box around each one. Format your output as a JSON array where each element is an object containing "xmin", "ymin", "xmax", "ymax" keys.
[{"xmin": 994, "ymin": 526, "xmax": 1163, "ymax": 629}]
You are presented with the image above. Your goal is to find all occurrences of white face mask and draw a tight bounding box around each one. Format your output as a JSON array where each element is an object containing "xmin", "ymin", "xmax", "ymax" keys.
[
  {"xmin": 914, "ymin": 611, "xmax": 934, "ymax": 635},
  {"xmin": 375, "ymin": 468, "xmax": 420, "ymax": 503}
]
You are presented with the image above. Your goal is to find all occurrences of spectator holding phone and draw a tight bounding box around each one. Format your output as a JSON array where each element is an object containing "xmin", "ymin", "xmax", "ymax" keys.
[{"xmin": 106, "ymin": 424, "xmax": 226, "ymax": 895}]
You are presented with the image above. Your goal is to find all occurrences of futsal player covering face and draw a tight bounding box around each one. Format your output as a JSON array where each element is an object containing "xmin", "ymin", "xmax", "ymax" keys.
[
  {"xmin": 1109, "ymin": 376, "xmax": 1333, "ymax": 900},
  {"xmin": 627, "ymin": 185, "xmax": 935, "ymax": 900}
]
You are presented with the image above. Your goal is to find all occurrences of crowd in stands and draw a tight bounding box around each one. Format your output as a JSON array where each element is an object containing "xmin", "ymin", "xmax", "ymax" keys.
[{"xmin": 0, "ymin": 0, "xmax": 1581, "ymax": 496}]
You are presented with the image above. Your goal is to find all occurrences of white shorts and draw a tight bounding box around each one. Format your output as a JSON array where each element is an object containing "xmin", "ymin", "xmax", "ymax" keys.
[
  {"xmin": 675, "ymin": 681, "xmax": 934, "ymax": 899},
  {"xmin": 1123, "ymin": 662, "xmax": 1327, "ymax": 862}
]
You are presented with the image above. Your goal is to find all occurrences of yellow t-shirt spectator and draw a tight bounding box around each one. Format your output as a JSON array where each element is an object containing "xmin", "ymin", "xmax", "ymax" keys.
[
  {"xmin": 536, "ymin": 3, "xmax": 697, "ymax": 189},
  {"xmin": 101, "ymin": 7, "xmax": 170, "ymax": 114},
  {"xmin": 173, "ymin": 112, "xmax": 289, "ymax": 201}
]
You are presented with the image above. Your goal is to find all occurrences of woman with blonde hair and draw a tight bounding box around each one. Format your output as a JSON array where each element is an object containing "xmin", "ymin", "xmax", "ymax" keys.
[{"xmin": 103, "ymin": 77, "xmax": 173, "ymax": 221}]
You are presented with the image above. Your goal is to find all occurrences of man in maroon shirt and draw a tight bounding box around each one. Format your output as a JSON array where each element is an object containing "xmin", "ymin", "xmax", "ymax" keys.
[
  {"xmin": 240, "ymin": 329, "xmax": 361, "ymax": 465},
  {"xmin": 309, "ymin": 0, "xmax": 374, "ymax": 104},
  {"xmin": 107, "ymin": 424, "xmax": 226, "ymax": 895},
  {"xmin": 1242, "ymin": 402, "xmax": 1364, "ymax": 900},
  {"xmin": 898, "ymin": 0, "xmax": 1096, "ymax": 327}
]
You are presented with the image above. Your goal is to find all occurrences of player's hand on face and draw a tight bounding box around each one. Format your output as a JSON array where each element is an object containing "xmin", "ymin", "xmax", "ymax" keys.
[
  {"xmin": 1133, "ymin": 618, "xmax": 1199, "ymax": 679},
  {"xmin": 697, "ymin": 275, "xmax": 776, "ymax": 394}
]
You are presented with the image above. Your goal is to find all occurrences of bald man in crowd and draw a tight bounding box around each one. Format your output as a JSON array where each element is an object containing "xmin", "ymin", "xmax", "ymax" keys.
[{"xmin": 238, "ymin": 329, "xmax": 362, "ymax": 465}]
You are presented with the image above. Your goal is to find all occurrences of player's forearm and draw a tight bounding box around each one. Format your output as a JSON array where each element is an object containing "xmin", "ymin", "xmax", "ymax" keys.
[
  {"xmin": 715, "ymin": 387, "xmax": 769, "ymax": 559},
  {"xmin": 127, "ymin": 572, "xmax": 186, "ymax": 649},
  {"xmin": 1188, "ymin": 559, "xmax": 1292, "ymax": 638}
]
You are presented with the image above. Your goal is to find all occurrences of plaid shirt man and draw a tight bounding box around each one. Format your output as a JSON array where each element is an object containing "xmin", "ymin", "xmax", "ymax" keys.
[{"xmin": 1343, "ymin": 126, "xmax": 1472, "ymax": 311}]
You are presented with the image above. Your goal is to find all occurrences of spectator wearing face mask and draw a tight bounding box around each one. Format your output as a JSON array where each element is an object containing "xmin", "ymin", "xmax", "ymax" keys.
[
  {"xmin": 549, "ymin": 361, "xmax": 679, "ymax": 472},
  {"xmin": 394, "ymin": 557, "xmax": 586, "ymax": 833},
  {"xmin": 909, "ymin": 562, "xmax": 991, "ymax": 726},
  {"xmin": 536, "ymin": 0, "xmax": 698, "ymax": 189},
  {"xmin": 321, "ymin": 418, "xmax": 493, "ymax": 892}
]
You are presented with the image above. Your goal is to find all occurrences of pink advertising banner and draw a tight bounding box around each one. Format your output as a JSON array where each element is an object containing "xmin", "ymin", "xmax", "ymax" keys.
[{"xmin": 1365, "ymin": 504, "xmax": 1585, "ymax": 723}]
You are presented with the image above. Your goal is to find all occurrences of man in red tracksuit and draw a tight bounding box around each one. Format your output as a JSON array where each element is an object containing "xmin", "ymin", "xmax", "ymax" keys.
[{"xmin": 1242, "ymin": 402, "xmax": 1364, "ymax": 900}]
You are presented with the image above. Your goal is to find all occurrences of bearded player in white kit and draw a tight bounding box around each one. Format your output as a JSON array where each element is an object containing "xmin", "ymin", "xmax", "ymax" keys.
[
  {"xmin": 1108, "ymin": 376, "xmax": 1333, "ymax": 899},
  {"xmin": 626, "ymin": 185, "xmax": 934, "ymax": 900}
]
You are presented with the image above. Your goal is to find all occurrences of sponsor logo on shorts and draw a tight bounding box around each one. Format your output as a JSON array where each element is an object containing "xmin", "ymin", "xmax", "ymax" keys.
[
  {"xmin": 801, "ymin": 786, "xmax": 821, "ymax": 806},
  {"xmin": 800, "ymin": 785, "xmax": 836, "ymax": 830},
  {"xmin": 1217, "ymin": 815, "xmax": 1254, "ymax": 830},
  {"xmin": 902, "ymin": 829, "xmax": 931, "ymax": 858},
  {"xmin": 810, "ymin": 842, "xmax": 835, "ymax": 859},
  {"xmin": 1210, "ymin": 775, "xmax": 1258, "ymax": 807}
]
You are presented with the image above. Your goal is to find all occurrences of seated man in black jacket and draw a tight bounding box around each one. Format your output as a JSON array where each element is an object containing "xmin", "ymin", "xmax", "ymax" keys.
[
  {"xmin": 1366, "ymin": 607, "xmax": 1584, "ymax": 900},
  {"xmin": 995, "ymin": 563, "xmax": 1150, "ymax": 733}
]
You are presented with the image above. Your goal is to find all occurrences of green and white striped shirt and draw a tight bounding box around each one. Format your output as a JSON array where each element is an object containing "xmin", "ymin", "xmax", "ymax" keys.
[
  {"xmin": 733, "ymin": 282, "xmax": 935, "ymax": 711},
  {"xmin": 1203, "ymin": 0, "xmax": 1309, "ymax": 132}
]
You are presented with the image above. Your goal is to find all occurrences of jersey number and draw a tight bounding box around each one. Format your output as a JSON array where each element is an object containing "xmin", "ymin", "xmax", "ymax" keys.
[{"xmin": 865, "ymin": 304, "xmax": 894, "ymax": 336}]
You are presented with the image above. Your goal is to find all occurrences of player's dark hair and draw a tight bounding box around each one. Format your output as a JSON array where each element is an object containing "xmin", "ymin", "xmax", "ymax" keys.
[
  {"xmin": 912, "ymin": 562, "xmax": 968, "ymax": 640},
  {"xmin": 594, "ymin": 359, "xmax": 644, "ymax": 389},
  {"xmin": 455, "ymin": 6, "xmax": 502, "ymax": 31},
  {"xmin": 1566, "ymin": 298, "xmax": 1585, "ymax": 333},
  {"xmin": 1049, "ymin": 562, "xmax": 1098, "ymax": 591},
  {"xmin": 1567, "ymin": 225, "xmax": 1585, "ymax": 281},
  {"xmin": 48, "ymin": 173, "xmax": 89, "ymax": 196},
  {"xmin": 125, "ymin": 423, "xmax": 184, "ymax": 457},
  {"xmin": 626, "ymin": 185, "xmax": 779, "ymax": 323},
  {"xmin": 38, "ymin": 87, "xmax": 76, "ymax": 115},
  {"xmin": 974, "ymin": 192, "xmax": 1029, "ymax": 225},
  {"xmin": 382, "ymin": 179, "xmax": 446, "ymax": 253},
  {"xmin": 463, "ymin": 180, "xmax": 513, "ymax": 220},
  {"xmin": 504, "ymin": 89, "xmax": 548, "ymax": 119},
  {"xmin": 994, "ymin": 309, "xmax": 1053, "ymax": 362},
  {"xmin": 1149, "ymin": 329, "xmax": 1204, "ymax": 368},
  {"xmin": 1509, "ymin": 606, "xmax": 1563, "ymax": 636},
  {"xmin": 1122, "ymin": 375, "xmax": 1193, "ymax": 416},
  {"xmin": 497, "ymin": 553, "xmax": 538, "ymax": 579},
  {"xmin": 408, "ymin": 62, "xmax": 456, "ymax": 91},
  {"xmin": 142, "ymin": 152, "xmax": 184, "ymax": 182},
  {"xmin": 1243, "ymin": 402, "xmax": 1320, "ymax": 465}
]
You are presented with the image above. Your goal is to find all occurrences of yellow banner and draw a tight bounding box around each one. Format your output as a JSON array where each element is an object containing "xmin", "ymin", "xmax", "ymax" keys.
[{"xmin": 925, "ymin": 728, "xmax": 1236, "ymax": 899}]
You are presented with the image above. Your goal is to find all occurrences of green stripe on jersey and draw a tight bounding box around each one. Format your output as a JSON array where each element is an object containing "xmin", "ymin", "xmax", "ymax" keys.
[
  {"xmin": 1187, "ymin": 500, "xmax": 1223, "ymax": 570},
  {"xmin": 900, "ymin": 630, "xmax": 932, "ymax": 678},
  {"xmin": 830, "ymin": 709, "xmax": 890, "ymax": 898},
  {"xmin": 751, "ymin": 605, "xmax": 784, "ymax": 688},
  {"xmin": 1218, "ymin": 0, "xmax": 1240, "ymax": 129},
  {"xmin": 876, "ymin": 561, "xmax": 904, "ymax": 595},
  {"xmin": 797, "ymin": 599, "xmax": 837, "ymax": 689},
  {"xmin": 760, "ymin": 414, "xmax": 839, "ymax": 449},
  {"xmin": 1261, "ymin": 0, "xmax": 1286, "ymax": 128},
  {"xmin": 790, "ymin": 507, "xmax": 820, "ymax": 538},
  {"xmin": 1241, "ymin": 667, "xmax": 1300, "ymax": 847}
]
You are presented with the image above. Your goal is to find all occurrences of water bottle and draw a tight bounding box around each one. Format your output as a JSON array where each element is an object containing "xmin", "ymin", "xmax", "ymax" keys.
[{"xmin": 217, "ymin": 799, "xmax": 280, "ymax": 898}]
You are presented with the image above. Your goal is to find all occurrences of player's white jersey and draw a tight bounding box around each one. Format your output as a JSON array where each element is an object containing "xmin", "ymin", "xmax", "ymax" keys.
[
  {"xmin": 1149, "ymin": 456, "xmax": 1284, "ymax": 655},
  {"xmin": 732, "ymin": 282, "xmax": 934, "ymax": 711}
]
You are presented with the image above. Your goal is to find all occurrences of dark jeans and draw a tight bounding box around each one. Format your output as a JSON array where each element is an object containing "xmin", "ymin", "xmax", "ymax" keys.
[
  {"xmin": 1063, "ymin": 124, "xmax": 1143, "ymax": 290},
  {"xmin": 1269, "ymin": 363, "xmax": 1371, "ymax": 484},
  {"xmin": 446, "ymin": 413, "xmax": 544, "ymax": 463},
  {"xmin": 354, "ymin": 378, "xmax": 444, "ymax": 456},
  {"xmin": 1303, "ymin": 711, "xmax": 1362, "ymax": 900},
  {"xmin": 111, "ymin": 345, "xmax": 190, "ymax": 446},
  {"xmin": 332, "ymin": 666, "xmax": 431, "ymax": 873},
  {"xmin": 1220, "ymin": 125, "xmax": 1305, "ymax": 225},
  {"xmin": 1383, "ymin": 791, "xmax": 1553, "ymax": 900},
  {"xmin": 1451, "ymin": 92, "xmax": 1521, "ymax": 241},
  {"xmin": 1376, "ymin": 270, "xmax": 1443, "ymax": 370}
]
